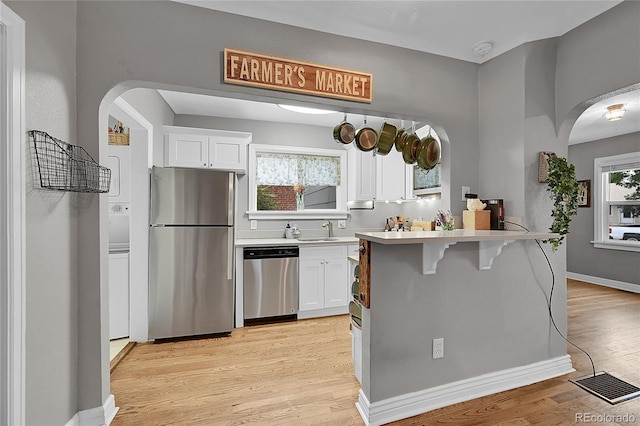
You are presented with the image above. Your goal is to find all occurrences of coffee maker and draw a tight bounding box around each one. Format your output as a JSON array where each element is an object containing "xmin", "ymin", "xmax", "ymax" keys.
[{"xmin": 482, "ymin": 199, "xmax": 505, "ymax": 230}]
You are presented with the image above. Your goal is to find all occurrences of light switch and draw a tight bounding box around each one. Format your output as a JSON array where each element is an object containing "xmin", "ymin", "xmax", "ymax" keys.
[{"xmin": 250, "ymin": 220, "xmax": 257, "ymax": 230}]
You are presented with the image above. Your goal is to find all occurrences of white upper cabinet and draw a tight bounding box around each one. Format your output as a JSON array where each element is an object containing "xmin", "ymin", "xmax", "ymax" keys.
[
  {"xmin": 348, "ymin": 148, "xmax": 377, "ymax": 201},
  {"xmin": 164, "ymin": 125, "xmax": 251, "ymax": 173},
  {"xmin": 348, "ymin": 146, "xmax": 415, "ymax": 201},
  {"xmin": 376, "ymin": 152, "xmax": 416, "ymax": 201},
  {"xmin": 165, "ymin": 132, "xmax": 209, "ymax": 168}
]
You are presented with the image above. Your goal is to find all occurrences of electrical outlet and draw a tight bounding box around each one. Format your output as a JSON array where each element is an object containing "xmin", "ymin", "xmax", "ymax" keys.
[
  {"xmin": 433, "ymin": 338, "xmax": 444, "ymax": 359},
  {"xmin": 250, "ymin": 220, "xmax": 257, "ymax": 230},
  {"xmin": 337, "ymin": 220, "xmax": 346, "ymax": 229},
  {"xmin": 462, "ymin": 186, "xmax": 471, "ymax": 201}
]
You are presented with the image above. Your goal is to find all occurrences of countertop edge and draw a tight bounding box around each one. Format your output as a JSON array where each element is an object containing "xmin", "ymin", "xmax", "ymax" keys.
[
  {"xmin": 235, "ymin": 237, "xmax": 359, "ymax": 247},
  {"xmin": 354, "ymin": 230, "xmax": 558, "ymax": 244}
]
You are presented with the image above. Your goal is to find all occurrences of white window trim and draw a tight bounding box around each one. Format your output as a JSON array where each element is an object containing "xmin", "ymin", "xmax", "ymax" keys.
[
  {"xmin": 592, "ymin": 152, "xmax": 640, "ymax": 253},
  {"xmin": 1, "ymin": 3, "xmax": 26, "ymax": 425},
  {"xmin": 247, "ymin": 144, "xmax": 348, "ymax": 220}
]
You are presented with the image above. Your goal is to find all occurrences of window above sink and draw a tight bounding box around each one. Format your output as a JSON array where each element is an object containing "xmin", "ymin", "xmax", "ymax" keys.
[{"xmin": 247, "ymin": 144, "xmax": 348, "ymax": 220}]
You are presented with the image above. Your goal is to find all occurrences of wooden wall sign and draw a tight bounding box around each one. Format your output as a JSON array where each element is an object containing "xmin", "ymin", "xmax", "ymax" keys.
[{"xmin": 224, "ymin": 48, "xmax": 372, "ymax": 103}]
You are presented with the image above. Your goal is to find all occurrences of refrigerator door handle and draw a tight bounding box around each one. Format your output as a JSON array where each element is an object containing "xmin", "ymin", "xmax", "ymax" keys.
[
  {"xmin": 227, "ymin": 172, "xmax": 234, "ymax": 226},
  {"xmin": 227, "ymin": 232, "xmax": 233, "ymax": 280}
]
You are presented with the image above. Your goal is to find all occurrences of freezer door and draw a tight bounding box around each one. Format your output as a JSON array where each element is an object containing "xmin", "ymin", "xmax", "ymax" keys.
[
  {"xmin": 150, "ymin": 167, "xmax": 234, "ymax": 226},
  {"xmin": 149, "ymin": 226, "xmax": 234, "ymax": 339}
]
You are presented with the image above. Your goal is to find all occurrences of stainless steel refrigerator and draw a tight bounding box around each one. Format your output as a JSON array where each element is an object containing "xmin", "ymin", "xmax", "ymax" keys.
[{"xmin": 148, "ymin": 167, "xmax": 234, "ymax": 339}]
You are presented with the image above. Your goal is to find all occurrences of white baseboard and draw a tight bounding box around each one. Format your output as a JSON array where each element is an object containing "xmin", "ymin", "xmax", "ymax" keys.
[
  {"xmin": 65, "ymin": 394, "xmax": 119, "ymax": 426},
  {"xmin": 297, "ymin": 305, "xmax": 349, "ymax": 319},
  {"xmin": 356, "ymin": 355, "xmax": 574, "ymax": 426},
  {"xmin": 567, "ymin": 272, "xmax": 640, "ymax": 293}
]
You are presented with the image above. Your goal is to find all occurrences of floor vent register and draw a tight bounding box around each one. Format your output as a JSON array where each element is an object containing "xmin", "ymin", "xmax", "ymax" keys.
[{"xmin": 570, "ymin": 372, "xmax": 640, "ymax": 404}]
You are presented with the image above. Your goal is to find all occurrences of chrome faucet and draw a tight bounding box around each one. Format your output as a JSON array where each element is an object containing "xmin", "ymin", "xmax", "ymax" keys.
[{"xmin": 322, "ymin": 220, "xmax": 334, "ymax": 238}]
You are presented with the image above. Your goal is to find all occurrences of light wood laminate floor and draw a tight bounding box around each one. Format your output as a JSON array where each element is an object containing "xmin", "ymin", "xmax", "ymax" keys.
[{"xmin": 111, "ymin": 280, "xmax": 639, "ymax": 425}]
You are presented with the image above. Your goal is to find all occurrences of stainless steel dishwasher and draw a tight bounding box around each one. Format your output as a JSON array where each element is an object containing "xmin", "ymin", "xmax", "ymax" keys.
[{"xmin": 243, "ymin": 246, "xmax": 299, "ymax": 320}]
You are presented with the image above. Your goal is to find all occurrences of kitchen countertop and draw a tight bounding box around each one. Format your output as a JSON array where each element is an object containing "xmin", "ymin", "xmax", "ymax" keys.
[
  {"xmin": 235, "ymin": 236, "xmax": 359, "ymax": 247},
  {"xmin": 355, "ymin": 229, "xmax": 557, "ymax": 245}
]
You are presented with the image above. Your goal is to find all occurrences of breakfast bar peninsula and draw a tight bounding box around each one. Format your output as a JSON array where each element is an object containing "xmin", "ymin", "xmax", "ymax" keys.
[{"xmin": 353, "ymin": 230, "xmax": 574, "ymax": 425}]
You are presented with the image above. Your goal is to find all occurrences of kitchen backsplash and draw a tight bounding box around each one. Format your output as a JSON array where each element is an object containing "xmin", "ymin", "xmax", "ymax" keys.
[{"xmin": 236, "ymin": 200, "xmax": 445, "ymax": 239}]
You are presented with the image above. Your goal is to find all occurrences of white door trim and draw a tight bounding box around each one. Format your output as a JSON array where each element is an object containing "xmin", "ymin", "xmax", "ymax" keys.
[
  {"xmin": 0, "ymin": 2, "xmax": 26, "ymax": 425},
  {"xmin": 109, "ymin": 97, "xmax": 153, "ymax": 342}
]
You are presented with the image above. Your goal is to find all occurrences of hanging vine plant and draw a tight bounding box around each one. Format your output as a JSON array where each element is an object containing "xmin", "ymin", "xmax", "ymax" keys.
[{"xmin": 545, "ymin": 155, "xmax": 580, "ymax": 251}]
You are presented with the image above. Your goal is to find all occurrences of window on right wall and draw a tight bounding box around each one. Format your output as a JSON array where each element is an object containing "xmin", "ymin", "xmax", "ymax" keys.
[{"xmin": 593, "ymin": 151, "xmax": 640, "ymax": 252}]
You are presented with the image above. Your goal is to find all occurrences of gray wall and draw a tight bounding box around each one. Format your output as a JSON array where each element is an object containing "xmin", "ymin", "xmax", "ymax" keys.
[
  {"xmin": 478, "ymin": 44, "xmax": 526, "ymax": 218},
  {"xmin": 6, "ymin": 1, "xmax": 80, "ymax": 424},
  {"xmin": 568, "ymin": 133, "xmax": 640, "ymax": 286},
  {"xmin": 120, "ymin": 88, "xmax": 175, "ymax": 166},
  {"xmin": 6, "ymin": 0, "xmax": 639, "ymax": 421}
]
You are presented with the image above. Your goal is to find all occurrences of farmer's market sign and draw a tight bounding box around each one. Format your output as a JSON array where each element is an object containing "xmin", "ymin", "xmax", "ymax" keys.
[{"xmin": 224, "ymin": 48, "xmax": 372, "ymax": 103}]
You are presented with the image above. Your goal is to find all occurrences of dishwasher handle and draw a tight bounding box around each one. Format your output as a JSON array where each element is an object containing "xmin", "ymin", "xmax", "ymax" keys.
[{"xmin": 243, "ymin": 246, "xmax": 299, "ymax": 259}]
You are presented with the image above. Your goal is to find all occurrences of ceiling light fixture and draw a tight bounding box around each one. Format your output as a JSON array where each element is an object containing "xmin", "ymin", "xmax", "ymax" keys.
[
  {"xmin": 604, "ymin": 104, "xmax": 626, "ymax": 121},
  {"xmin": 277, "ymin": 104, "xmax": 337, "ymax": 115}
]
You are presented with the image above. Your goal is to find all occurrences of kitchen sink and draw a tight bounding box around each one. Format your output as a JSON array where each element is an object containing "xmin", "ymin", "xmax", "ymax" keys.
[{"xmin": 296, "ymin": 237, "xmax": 339, "ymax": 242}]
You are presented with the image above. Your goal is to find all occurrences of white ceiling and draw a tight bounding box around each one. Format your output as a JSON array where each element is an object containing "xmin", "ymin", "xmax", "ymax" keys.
[
  {"xmin": 569, "ymin": 90, "xmax": 640, "ymax": 144},
  {"xmin": 161, "ymin": 0, "xmax": 639, "ymax": 144},
  {"xmin": 176, "ymin": 0, "xmax": 621, "ymax": 64}
]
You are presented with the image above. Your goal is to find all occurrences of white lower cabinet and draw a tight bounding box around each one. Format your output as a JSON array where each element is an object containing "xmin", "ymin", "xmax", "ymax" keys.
[
  {"xmin": 109, "ymin": 252, "xmax": 130, "ymax": 340},
  {"xmin": 299, "ymin": 245, "xmax": 349, "ymax": 317}
]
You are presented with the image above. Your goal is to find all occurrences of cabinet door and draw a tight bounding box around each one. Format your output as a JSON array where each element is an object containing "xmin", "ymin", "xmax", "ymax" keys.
[
  {"xmin": 324, "ymin": 257, "xmax": 348, "ymax": 308},
  {"xmin": 376, "ymin": 153, "xmax": 407, "ymax": 201},
  {"xmin": 209, "ymin": 136, "xmax": 247, "ymax": 173},
  {"xmin": 355, "ymin": 150, "xmax": 377, "ymax": 200},
  {"xmin": 165, "ymin": 133, "xmax": 209, "ymax": 168},
  {"xmin": 299, "ymin": 259, "xmax": 324, "ymax": 311},
  {"xmin": 109, "ymin": 253, "xmax": 130, "ymax": 340},
  {"xmin": 404, "ymin": 165, "xmax": 417, "ymax": 200}
]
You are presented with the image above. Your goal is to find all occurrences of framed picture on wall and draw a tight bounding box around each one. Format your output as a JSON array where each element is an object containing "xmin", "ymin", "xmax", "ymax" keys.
[{"xmin": 578, "ymin": 179, "xmax": 591, "ymax": 207}]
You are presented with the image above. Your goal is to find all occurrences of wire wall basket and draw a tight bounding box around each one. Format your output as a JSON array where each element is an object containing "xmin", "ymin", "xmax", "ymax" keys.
[{"xmin": 29, "ymin": 130, "xmax": 111, "ymax": 193}]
